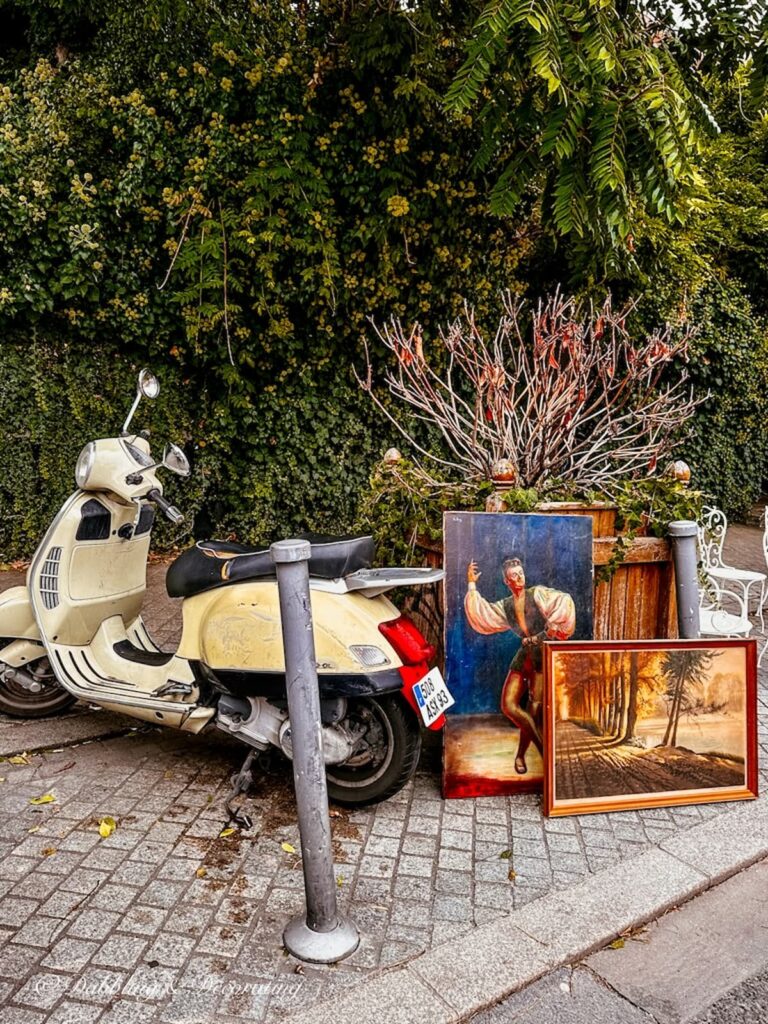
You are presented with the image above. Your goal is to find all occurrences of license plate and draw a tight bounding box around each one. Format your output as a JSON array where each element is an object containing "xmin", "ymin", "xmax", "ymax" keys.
[{"xmin": 412, "ymin": 668, "xmax": 455, "ymax": 727}]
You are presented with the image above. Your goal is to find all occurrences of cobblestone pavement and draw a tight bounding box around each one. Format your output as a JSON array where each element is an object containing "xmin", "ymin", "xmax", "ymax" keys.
[{"xmin": 1, "ymin": 533, "xmax": 767, "ymax": 1023}]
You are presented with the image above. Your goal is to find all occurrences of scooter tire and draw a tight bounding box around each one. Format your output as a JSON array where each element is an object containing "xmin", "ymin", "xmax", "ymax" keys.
[
  {"xmin": 326, "ymin": 694, "xmax": 422, "ymax": 808},
  {"xmin": 0, "ymin": 655, "xmax": 77, "ymax": 718}
]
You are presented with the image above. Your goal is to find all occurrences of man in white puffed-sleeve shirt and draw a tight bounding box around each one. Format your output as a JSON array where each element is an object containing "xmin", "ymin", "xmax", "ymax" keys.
[{"xmin": 465, "ymin": 556, "xmax": 576, "ymax": 775}]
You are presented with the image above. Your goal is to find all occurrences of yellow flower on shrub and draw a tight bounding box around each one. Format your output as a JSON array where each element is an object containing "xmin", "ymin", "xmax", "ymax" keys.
[{"xmin": 386, "ymin": 195, "xmax": 409, "ymax": 218}]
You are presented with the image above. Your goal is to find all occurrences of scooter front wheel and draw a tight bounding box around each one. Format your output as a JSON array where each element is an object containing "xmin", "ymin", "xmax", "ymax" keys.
[
  {"xmin": 0, "ymin": 654, "xmax": 77, "ymax": 718},
  {"xmin": 325, "ymin": 695, "xmax": 422, "ymax": 807}
]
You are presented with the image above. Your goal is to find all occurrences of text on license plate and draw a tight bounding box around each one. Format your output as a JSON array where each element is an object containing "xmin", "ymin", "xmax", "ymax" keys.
[{"xmin": 412, "ymin": 668, "xmax": 455, "ymax": 726}]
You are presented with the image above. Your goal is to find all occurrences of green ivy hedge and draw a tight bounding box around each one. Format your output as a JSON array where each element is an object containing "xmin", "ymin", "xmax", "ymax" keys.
[
  {"xmin": 0, "ymin": 4, "xmax": 766, "ymax": 560},
  {"xmin": 681, "ymin": 281, "xmax": 768, "ymax": 519}
]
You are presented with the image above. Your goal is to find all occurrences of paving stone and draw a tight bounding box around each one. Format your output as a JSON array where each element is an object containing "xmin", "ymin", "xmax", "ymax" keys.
[
  {"xmin": 71, "ymin": 968, "xmax": 128, "ymax": 1004},
  {"xmin": 14, "ymin": 970, "xmax": 73, "ymax": 1009},
  {"xmin": 59, "ymin": 870, "xmax": 109, "ymax": 896},
  {"xmin": 123, "ymin": 964, "xmax": 178, "ymax": 1001},
  {"xmin": 13, "ymin": 915, "xmax": 67, "ymax": 947},
  {"xmin": 176, "ymin": 954, "xmax": 232, "ymax": 990},
  {"xmin": 68, "ymin": 909, "xmax": 121, "ymax": 942},
  {"xmin": 158, "ymin": 988, "xmax": 220, "ymax": 1023},
  {"xmin": 87, "ymin": 884, "xmax": 137, "ymax": 913},
  {"xmin": 0, "ymin": 896, "xmax": 38, "ymax": 927},
  {"xmin": 195, "ymin": 924, "xmax": 247, "ymax": 957},
  {"xmin": 396, "ymin": 854, "xmax": 433, "ymax": 878},
  {"xmin": 47, "ymin": 999, "xmax": 106, "ymax": 1024},
  {"xmin": 59, "ymin": 833, "xmax": 102, "ymax": 854},
  {"xmin": 139, "ymin": 881, "xmax": 185, "ymax": 909},
  {"xmin": 434, "ymin": 869, "xmax": 472, "ymax": 895},
  {"xmin": 143, "ymin": 933, "xmax": 196, "ymax": 968},
  {"xmin": 161, "ymin": 905, "xmax": 213, "ymax": 939},
  {"xmin": 366, "ymin": 835, "xmax": 403, "ymax": 860},
  {"xmin": 0, "ymin": 1007, "xmax": 47, "ymax": 1024},
  {"xmin": 117, "ymin": 906, "xmax": 168, "ymax": 936},
  {"xmin": 441, "ymin": 813, "xmax": 475, "ymax": 832},
  {"xmin": 91, "ymin": 935, "xmax": 148, "ymax": 970},
  {"xmin": 433, "ymin": 894, "xmax": 474, "ymax": 922},
  {"xmin": 43, "ymin": 936, "xmax": 99, "ymax": 971},
  {"xmin": 440, "ymin": 829, "xmax": 473, "ymax": 851},
  {"xmin": 0, "ymin": 941, "xmax": 44, "ymax": 977},
  {"xmin": 0, "ymin": 858, "xmax": 38, "ymax": 881},
  {"xmin": 438, "ymin": 847, "xmax": 473, "ymax": 871}
]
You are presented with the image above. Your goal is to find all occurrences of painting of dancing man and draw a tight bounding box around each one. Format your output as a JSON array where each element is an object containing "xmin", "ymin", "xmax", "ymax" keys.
[{"xmin": 443, "ymin": 511, "xmax": 593, "ymax": 798}]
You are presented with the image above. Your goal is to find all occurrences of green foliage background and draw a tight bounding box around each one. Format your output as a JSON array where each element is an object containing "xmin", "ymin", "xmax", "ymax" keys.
[{"xmin": 0, "ymin": 1, "xmax": 767, "ymax": 558}]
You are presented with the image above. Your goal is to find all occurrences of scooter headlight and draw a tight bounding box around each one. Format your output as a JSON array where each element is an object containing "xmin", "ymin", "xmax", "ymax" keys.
[{"xmin": 75, "ymin": 442, "xmax": 96, "ymax": 489}]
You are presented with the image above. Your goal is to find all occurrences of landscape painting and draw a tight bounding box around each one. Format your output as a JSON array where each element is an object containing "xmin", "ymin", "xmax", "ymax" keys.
[
  {"xmin": 543, "ymin": 639, "xmax": 758, "ymax": 816},
  {"xmin": 443, "ymin": 511, "xmax": 594, "ymax": 798}
]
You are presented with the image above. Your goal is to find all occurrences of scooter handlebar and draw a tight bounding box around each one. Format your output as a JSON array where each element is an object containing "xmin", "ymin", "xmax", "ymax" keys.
[{"xmin": 146, "ymin": 488, "xmax": 184, "ymax": 525}]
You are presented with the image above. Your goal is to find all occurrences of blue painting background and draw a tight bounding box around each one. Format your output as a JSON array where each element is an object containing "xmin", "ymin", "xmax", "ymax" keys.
[{"xmin": 444, "ymin": 512, "xmax": 594, "ymax": 715}]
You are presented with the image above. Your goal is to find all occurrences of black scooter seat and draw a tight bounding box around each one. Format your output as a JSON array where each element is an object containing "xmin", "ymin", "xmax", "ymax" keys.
[{"xmin": 166, "ymin": 534, "xmax": 375, "ymax": 599}]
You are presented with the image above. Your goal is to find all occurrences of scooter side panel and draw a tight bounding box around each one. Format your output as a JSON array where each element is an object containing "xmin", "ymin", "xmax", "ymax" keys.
[
  {"xmin": 183, "ymin": 581, "xmax": 402, "ymax": 674},
  {"xmin": 30, "ymin": 492, "xmax": 149, "ymax": 646}
]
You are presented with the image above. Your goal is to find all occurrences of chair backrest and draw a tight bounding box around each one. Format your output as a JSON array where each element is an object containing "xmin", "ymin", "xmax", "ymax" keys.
[{"xmin": 698, "ymin": 505, "xmax": 728, "ymax": 568}]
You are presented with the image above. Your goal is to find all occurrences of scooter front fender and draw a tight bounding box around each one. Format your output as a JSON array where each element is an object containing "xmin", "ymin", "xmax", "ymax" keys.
[{"xmin": 0, "ymin": 586, "xmax": 39, "ymax": 641}]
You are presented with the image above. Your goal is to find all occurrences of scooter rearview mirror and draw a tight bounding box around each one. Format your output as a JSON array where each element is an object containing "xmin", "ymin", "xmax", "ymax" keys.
[
  {"xmin": 163, "ymin": 442, "xmax": 190, "ymax": 477},
  {"xmin": 122, "ymin": 368, "xmax": 160, "ymax": 434},
  {"xmin": 138, "ymin": 369, "xmax": 160, "ymax": 399}
]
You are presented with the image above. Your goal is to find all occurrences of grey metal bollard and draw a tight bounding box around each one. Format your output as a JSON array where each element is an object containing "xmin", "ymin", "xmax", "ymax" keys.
[
  {"xmin": 270, "ymin": 539, "xmax": 359, "ymax": 964},
  {"xmin": 668, "ymin": 521, "xmax": 700, "ymax": 639}
]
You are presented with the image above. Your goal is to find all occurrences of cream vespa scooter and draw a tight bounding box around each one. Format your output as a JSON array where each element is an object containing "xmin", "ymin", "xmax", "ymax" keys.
[{"xmin": 0, "ymin": 370, "xmax": 453, "ymax": 809}]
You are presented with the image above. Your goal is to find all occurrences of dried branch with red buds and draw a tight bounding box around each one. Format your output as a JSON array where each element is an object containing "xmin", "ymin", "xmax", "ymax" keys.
[{"xmin": 356, "ymin": 291, "xmax": 701, "ymax": 493}]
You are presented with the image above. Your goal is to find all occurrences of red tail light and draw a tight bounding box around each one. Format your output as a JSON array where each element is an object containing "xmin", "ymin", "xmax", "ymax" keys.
[{"xmin": 379, "ymin": 615, "xmax": 436, "ymax": 666}]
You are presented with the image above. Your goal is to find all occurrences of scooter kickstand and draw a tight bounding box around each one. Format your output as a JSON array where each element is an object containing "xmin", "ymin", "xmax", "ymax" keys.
[{"xmin": 224, "ymin": 748, "xmax": 257, "ymax": 830}]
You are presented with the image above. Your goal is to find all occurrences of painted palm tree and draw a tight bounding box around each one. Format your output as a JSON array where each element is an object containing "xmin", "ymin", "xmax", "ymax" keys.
[{"xmin": 660, "ymin": 649, "xmax": 718, "ymax": 748}]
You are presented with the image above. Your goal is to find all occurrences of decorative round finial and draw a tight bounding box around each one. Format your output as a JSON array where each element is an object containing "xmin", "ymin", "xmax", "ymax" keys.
[
  {"xmin": 383, "ymin": 447, "xmax": 402, "ymax": 465},
  {"xmin": 490, "ymin": 458, "xmax": 518, "ymax": 486},
  {"xmin": 667, "ymin": 459, "xmax": 691, "ymax": 485}
]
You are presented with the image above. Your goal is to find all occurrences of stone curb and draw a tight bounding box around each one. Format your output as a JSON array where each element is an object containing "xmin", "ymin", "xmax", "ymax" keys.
[
  {"xmin": 285, "ymin": 797, "xmax": 768, "ymax": 1024},
  {"xmin": 0, "ymin": 706, "xmax": 138, "ymax": 756}
]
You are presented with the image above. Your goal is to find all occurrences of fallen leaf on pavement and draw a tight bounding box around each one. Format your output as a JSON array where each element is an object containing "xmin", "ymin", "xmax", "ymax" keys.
[
  {"xmin": 281, "ymin": 842, "xmax": 297, "ymax": 854},
  {"xmin": 98, "ymin": 816, "xmax": 116, "ymax": 838},
  {"xmin": 10, "ymin": 754, "xmax": 30, "ymax": 765},
  {"xmin": 28, "ymin": 826, "xmax": 40, "ymax": 833},
  {"xmin": 29, "ymin": 794, "xmax": 55, "ymax": 805},
  {"xmin": 195, "ymin": 867, "xmax": 207, "ymax": 878},
  {"xmin": 609, "ymin": 938, "xmax": 625, "ymax": 949},
  {"xmin": 219, "ymin": 827, "xmax": 236, "ymax": 838},
  {"xmin": 41, "ymin": 847, "xmax": 57, "ymax": 857},
  {"xmin": 507, "ymin": 869, "xmax": 517, "ymax": 881},
  {"xmin": 499, "ymin": 850, "xmax": 512, "ymax": 860}
]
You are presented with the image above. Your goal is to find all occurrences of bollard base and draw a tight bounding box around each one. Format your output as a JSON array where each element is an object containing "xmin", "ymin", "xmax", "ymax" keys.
[{"xmin": 283, "ymin": 914, "xmax": 360, "ymax": 964}]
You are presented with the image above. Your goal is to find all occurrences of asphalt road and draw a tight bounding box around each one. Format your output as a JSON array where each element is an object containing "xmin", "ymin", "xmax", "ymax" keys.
[{"xmin": 471, "ymin": 857, "xmax": 768, "ymax": 1023}]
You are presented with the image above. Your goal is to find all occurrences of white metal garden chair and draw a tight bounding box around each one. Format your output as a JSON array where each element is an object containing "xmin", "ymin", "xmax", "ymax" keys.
[
  {"xmin": 698, "ymin": 571, "xmax": 764, "ymax": 667},
  {"xmin": 697, "ymin": 505, "xmax": 766, "ymax": 632}
]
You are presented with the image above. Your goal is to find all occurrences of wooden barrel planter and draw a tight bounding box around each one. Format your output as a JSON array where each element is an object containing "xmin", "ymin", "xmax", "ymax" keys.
[
  {"xmin": 406, "ymin": 502, "xmax": 678, "ymax": 667},
  {"xmin": 534, "ymin": 502, "xmax": 678, "ymax": 641}
]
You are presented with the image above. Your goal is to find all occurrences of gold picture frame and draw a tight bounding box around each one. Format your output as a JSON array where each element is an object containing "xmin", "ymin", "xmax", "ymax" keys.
[{"xmin": 543, "ymin": 639, "xmax": 758, "ymax": 817}]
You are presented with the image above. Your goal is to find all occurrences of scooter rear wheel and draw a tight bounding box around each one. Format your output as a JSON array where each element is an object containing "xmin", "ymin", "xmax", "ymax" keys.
[
  {"xmin": 0, "ymin": 654, "xmax": 77, "ymax": 718},
  {"xmin": 326, "ymin": 695, "xmax": 421, "ymax": 807}
]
